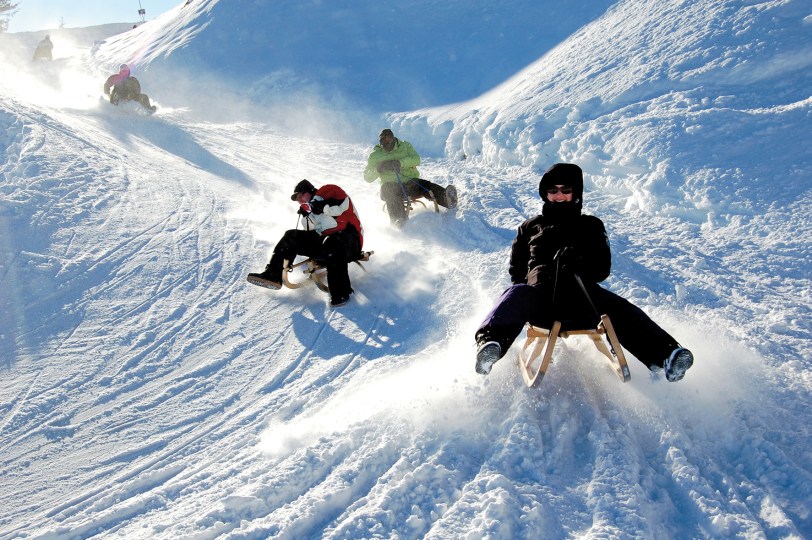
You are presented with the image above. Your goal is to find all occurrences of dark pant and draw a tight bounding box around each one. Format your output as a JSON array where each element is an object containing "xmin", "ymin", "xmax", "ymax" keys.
[
  {"xmin": 381, "ymin": 178, "xmax": 451, "ymax": 222},
  {"xmin": 267, "ymin": 228, "xmax": 361, "ymax": 300},
  {"xmin": 475, "ymin": 283, "xmax": 680, "ymax": 369},
  {"xmin": 111, "ymin": 91, "xmax": 153, "ymax": 110}
]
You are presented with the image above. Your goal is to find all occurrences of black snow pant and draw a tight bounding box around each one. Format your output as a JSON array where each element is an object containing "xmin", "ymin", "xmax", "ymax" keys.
[
  {"xmin": 267, "ymin": 228, "xmax": 361, "ymax": 301},
  {"xmin": 381, "ymin": 178, "xmax": 451, "ymax": 223},
  {"xmin": 475, "ymin": 283, "xmax": 680, "ymax": 370}
]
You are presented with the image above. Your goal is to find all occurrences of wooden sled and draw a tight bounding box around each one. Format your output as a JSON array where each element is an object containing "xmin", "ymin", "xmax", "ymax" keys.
[
  {"xmin": 383, "ymin": 192, "xmax": 440, "ymax": 217},
  {"xmin": 282, "ymin": 251, "xmax": 374, "ymax": 293},
  {"xmin": 517, "ymin": 314, "xmax": 631, "ymax": 388}
]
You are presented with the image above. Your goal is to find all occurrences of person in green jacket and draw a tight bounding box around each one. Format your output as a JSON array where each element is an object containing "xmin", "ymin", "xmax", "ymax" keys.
[{"xmin": 364, "ymin": 129, "xmax": 458, "ymax": 226}]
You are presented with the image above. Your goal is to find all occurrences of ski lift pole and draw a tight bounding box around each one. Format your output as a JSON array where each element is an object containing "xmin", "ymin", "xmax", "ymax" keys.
[{"xmin": 137, "ymin": 1, "xmax": 146, "ymax": 22}]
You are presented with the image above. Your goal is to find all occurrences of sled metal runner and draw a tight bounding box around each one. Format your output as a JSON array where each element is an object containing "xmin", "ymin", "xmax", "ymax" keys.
[
  {"xmin": 282, "ymin": 251, "xmax": 374, "ymax": 293},
  {"xmin": 517, "ymin": 314, "xmax": 631, "ymax": 388}
]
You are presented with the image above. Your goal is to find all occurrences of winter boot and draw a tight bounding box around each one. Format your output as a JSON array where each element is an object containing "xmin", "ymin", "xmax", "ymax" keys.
[
  {"xmin": 445, "ymin": 185, "xmax": 458, "ymax": 209},
  {"xmin": 664, "ymin": 347, "xmax": 693, "ymax": 382},
  {"xmin": 330, "ymin": 292, "xmax": 352, "ymax": 307},
  {"xmin": 246, "ymin": 264, "xmax": 282, "ymax": 290},
  {"xmin": 392, "ymin": 216, "xmax": 408, "ymax": 228},
  {"xmin": 475, "ymin": 341, "xmax": 501, "ymax": 375}
]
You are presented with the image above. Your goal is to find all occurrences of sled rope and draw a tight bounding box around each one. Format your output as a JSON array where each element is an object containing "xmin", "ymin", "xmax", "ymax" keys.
[
  {"xmin": 574, "ymin": 274, "xmax": 601, "ymax": 320},
  {"xmin": 394, "ymin": 171, "xmax": 413, "ymax": 210}
]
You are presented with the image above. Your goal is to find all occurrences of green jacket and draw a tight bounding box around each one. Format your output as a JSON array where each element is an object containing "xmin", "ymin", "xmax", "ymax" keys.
[{"xmin": 363, "ymin": 138, "xmax": 421, "ymax": 185}]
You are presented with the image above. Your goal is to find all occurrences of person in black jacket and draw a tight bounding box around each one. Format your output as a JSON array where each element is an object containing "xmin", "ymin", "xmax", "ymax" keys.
[
  {"xmin": 474, "ymin": 163, "xmax": 694, "ymax": 381},
  {"xmin": 32, "ymin": 35, "xmax": 53, "ymax": 61}
]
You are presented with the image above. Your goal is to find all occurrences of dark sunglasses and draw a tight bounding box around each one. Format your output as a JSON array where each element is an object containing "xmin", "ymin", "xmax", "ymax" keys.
[{"xmin": 546, "ymin": 186, "xmax": 573, "ymax": 195}]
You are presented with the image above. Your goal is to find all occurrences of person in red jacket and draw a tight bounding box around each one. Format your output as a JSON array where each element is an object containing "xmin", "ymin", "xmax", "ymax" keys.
[
  {"xmin": 474, "ymin": 163, "xmax": 693, "ymax": 381},
  {"xmin": 247, "ymin": 180, "xmax": 364, "ymax": 307}
]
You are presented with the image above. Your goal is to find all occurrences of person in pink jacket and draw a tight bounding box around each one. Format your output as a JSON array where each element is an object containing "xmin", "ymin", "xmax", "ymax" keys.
[
  {"xmin": 247, "ymin": 180, "xmax": 364, "ymax": 307},
  {"xmin": 103, "ymin": 64, "xmax": 157, "ymax": 113}
]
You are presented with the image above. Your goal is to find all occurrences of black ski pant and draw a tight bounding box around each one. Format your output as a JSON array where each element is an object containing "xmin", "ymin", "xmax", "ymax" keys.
[
  {"xmin": 475, "ymin": 283, "xmax": 680, "ymax": 369},
  {"xmin": 381, "ymin": 178, "xmax": 451, "ymax": 222},
  {"xmin": 267, "ymin": 228, "xmax": 361, "ymax": 301}
]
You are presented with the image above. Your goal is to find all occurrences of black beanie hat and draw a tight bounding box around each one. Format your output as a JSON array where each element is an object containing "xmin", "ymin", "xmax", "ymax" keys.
[
  {"xmin": 290, "ymin": 179, "xmax": 317, "ymax": 201},
  {"xmin": 538, "ymin": 163, "xmax": 583, "ymax": 204}
]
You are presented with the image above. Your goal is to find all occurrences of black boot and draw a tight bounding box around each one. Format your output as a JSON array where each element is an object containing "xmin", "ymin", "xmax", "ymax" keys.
[
  {"xmin": 664, "ymin": 347, "xmax": 693, "ymax": 382},
  {"xmin": 247, "ymin": 264, "xmax": 282, "ymax": 290},
  {"xmin": 475, "ymin": 341, "xmax": 501, "ymax": 375}
]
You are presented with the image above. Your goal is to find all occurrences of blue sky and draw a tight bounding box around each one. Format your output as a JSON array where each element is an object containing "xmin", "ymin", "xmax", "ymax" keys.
[{"xmin": 8, "ymin": 0, "xmax": 179, "ymax": 32}]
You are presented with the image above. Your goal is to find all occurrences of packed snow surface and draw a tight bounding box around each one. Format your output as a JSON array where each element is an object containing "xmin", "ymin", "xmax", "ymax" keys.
[{"xmin": 0, "ymin": 0, "xmax": 810, "ymax": 538}]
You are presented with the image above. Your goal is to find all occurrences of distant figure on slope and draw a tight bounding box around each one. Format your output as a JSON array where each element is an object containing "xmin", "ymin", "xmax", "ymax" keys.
[
  {"xmin": 32, "ymin": 35, "xmax": 53, "ymax": 61},
  {"xmin": 474, "ymin": 162, "xmax": 694, "ymax": 381},
  {"xmin": 247, "ymin": 179, "xmax": 364, "ymax": 307},
  {"xmin": 103, "ymin": 64, "xmax": 157, "ymax": 113},
  {"xmin": 363, "ymin": 128, "xmax": 457, "ymax": 227}
]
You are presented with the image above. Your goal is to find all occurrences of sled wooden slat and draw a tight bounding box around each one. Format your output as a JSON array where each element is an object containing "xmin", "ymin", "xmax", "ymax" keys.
[
  {"xmin": 517, "ymin": 314, "xmax": 631, "ymax": 388},
  {"xmin": 425, "ymin": 192, "xmax": 440, "ymax": 213},
  {"xmin": 282, "ymin": 251, "xmax": 374, "ymax": 293}
]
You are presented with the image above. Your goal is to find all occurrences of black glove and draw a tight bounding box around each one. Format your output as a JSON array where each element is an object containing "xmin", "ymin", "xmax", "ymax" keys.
[
  {"xmin": 554, "ymin": 246, "xmax": 580, "ymax": 272},
  {"xmin": 297, "ymin": 203, "xmax": 311, "ymax": 216},
  {"xmin": 309, "ymin": 198, "xmax": 326, "ymax": 215}
]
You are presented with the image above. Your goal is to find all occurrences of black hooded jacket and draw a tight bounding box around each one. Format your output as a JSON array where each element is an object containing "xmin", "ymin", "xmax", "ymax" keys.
[
  {"xmin": 508, "ymin": 163, "xmax": 611, "ymax": 289},
  {"xmin": 509, "ymin": 208, "xmax": 610, "ymax": 286}
]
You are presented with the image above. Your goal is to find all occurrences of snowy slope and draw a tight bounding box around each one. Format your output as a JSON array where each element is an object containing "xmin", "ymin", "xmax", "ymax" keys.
[{"xmin": 1, "ymin": 0, "xmax": 810, "ymax": 538}]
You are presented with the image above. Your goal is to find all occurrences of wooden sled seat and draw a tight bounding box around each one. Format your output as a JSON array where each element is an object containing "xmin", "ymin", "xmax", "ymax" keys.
[
  {"xmin": 282, "ymin": 251, "xmax": 374, "ymax": 292},
  {"xmin": 517, "ymin": 314, "xmax": 631, "ymax": 388}
]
